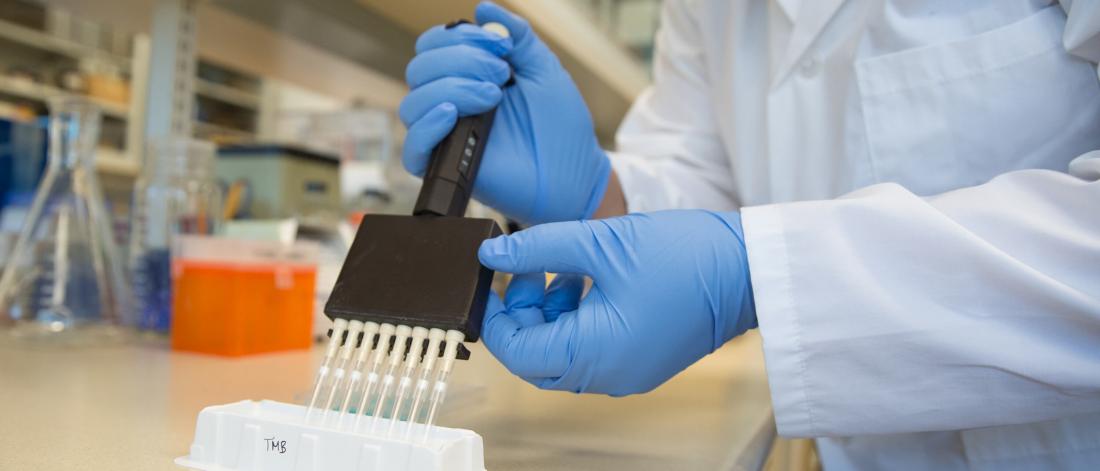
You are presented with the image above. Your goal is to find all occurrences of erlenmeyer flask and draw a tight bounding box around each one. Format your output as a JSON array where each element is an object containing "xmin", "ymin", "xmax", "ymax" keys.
[{"xmin": 0, "ymin": 97, "xmax": 131, "ymax": 334}]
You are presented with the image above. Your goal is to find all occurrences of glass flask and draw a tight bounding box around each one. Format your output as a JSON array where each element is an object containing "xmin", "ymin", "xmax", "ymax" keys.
[
  {"xmin": 129, "ymin": 138, "xmax": 222, "ymax": 332},
  {"xmin": 0, "ymin": 97, "xmax": 131, "ymax": 334}
]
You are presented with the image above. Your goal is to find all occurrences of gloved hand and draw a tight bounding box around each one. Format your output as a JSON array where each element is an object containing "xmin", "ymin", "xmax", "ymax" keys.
[
  {"xmin": 478, "ymin": 210, "xmax": 757, "ymax": 395},
  {"xmin": 400, "ymin": 1, "xmax": 610, "ymax": 225}
]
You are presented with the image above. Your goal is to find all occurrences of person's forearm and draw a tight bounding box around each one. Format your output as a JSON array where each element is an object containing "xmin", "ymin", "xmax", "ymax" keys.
[{"xmin": 592, "ymin": 169, "xmax": 627, "ymax": 219}]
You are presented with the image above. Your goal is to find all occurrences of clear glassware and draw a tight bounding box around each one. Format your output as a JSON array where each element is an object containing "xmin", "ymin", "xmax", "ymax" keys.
[
  {"xmin": 0, "ymin": 97, "xmax": 131, "ymax": 334},
  {"xmin": 129, "ymin": 137, "xmax": 222, "ymax": 332}
]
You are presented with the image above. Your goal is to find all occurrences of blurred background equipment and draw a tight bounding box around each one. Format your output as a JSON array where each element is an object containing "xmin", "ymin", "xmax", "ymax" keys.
[
  {"xmin": 0, "ymin": 112, "xmax": 46, "ymax": 211},
  {"xmin": 129, "ymin": 137, "xmax": 222, "ymax": 332},
  {"xmin": 169, "ymin": 235, "xmax": 318, "ymax": 356},
  {"xmin": 215, "ymin": 144, "xmax": 341, "ymax": 228},
  {"xmin": 0, "ymin": 96, "xmax": 131, "ymax": 335},
  {"xmin": 0, "ymin": 0, "xmax": 141, "ymax": 178},
  {"xmin": 274, "ymin": 106, "xmax": 402, "ymax": 215}
]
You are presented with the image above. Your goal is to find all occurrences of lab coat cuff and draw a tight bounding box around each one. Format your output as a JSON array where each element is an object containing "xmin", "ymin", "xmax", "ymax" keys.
[
  {"xmin": 606, "ymin": 151, "xmax": 656, "ymax": 213},
  {"xmin": 742, "ymin": 204, "xmax": 818, "ymax": 438}
]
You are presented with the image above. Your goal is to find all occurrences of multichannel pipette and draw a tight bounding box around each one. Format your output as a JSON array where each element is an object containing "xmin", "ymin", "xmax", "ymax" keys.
[{"xmin": 303, "ymin": 19, "xmax": 510, "ymax": 443}]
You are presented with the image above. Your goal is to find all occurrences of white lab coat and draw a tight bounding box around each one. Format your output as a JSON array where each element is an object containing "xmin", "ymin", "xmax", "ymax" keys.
[{"xmin": 606, "ymin": 0, "xmax": 1100, "ymax": 468}]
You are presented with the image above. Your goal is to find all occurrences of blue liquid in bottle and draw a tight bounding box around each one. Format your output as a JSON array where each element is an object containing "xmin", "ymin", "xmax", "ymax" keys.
[{"xmin": 135, "ymin": 248, "xmax": 173, "ymax": 332}]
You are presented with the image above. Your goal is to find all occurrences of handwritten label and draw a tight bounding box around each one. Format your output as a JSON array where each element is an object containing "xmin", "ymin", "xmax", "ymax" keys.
[{"xmin": 264, "ymin": 436, "xmax": 287, "ymax": 454}]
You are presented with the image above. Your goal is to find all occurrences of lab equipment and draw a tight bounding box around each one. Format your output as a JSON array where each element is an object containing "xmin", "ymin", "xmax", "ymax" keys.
[
  {"xmin": 170, "ymin": 235, "xmax": 318, "ymax": 356},
  {"xmin": 388, "ymin": 325, "xmax": 427, "ymax": 435},
  {"xmin": 175, "ymin": 400, "xmax": 485, "ymax": 471},
  {"xmin": 0, "ymin": 115, "xmax": 46, "ymax": 212},
  {"xmin": 305, "ymin": 317, "xmax": 348, "ymax": 423},
  {"xmin": 335, "ymin": 321, "xmax": 380, "ymax": 427},
  {"xmin": 215, "ymin": 144, "xmax": 341, "ymax": 226},
  {"xmin": 0, "ymin": 97, "xmax": 131, "ymax": 333},
  {"xmin": 303, "ymin": 20, "xmax": 507, "ymax": 443},
  {"xmin": 478, "ymin": 210, "xmax": 756, "ymax": 395},
  {"xmin": 276, "ymin": 108, "xmax": 397, "ymax": 211},
  {"xmin": 129, "ymin": 138, "xmax": 222, "ymax": 332},
  {"xmin": 318, "ymin": 319, "xmax": 365, "ymax": 419},
  {"xmin": 400, "ymin": 2, "xmax": 610, "ymax": 225}
]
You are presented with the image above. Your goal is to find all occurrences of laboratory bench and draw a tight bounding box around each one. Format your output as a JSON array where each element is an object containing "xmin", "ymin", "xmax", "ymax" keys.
[{"xmin": 0, "ymin": 330, "xmax": 777, "ymax": 470}]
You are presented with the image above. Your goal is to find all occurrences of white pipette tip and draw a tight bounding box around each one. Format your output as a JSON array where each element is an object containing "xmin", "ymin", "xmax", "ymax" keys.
[
  {"xmin": 426, "ymin": 328, "xmax": 446, "ymax": 357},
  {"xmin": 305, "ymin": 318, "xmax": 351, "ymax": 421},
  {"xmin": 325, "ymin": 318, "xmax": 350, "ymax": 355},
  {"xmin": 388, "ymin": 327, "xmax": 430, "ymax": 435},
  {"xmin": 337, "ymin": 321, "xmax": 382, "ymax": 424},
  {"xmin": 422, "ymin": 330, "xmax": 466, "ymax": 442},
  {"xmin": 357, "ymin": 322, "xmax": 381, "ymax": 359},
  {"xmin": 322, "ymin": 321, "xmax": 364, "ymax": 422},
  {"xmin": 444, "ymin": 329, "xmax": 464, "ymax": 345},
  {"xmin": 340, "ymin": 321, "xmax": 365, "ymax": 356},
  {"xmin": 363, "ymin": 321, "xmax": 380, "ymax": 336},
  {"xmin": 372, "ymin": 324, "xmax": 413, "ymax": 431},
  {"xmin": 379, "ymin": 323, "xmax": 396, "ymax": 338},
  {"xmin": 404, "ymin": 329, "xmax": 446, "ymax": 439},
  {"xmin": 440, "ymin": 330, "xmax": 465, "ymax": 373},
  {"xmin": 354, "ymin": 324, "xmax": 396, "ymax": 430},
  {"xmin": 393, "ymin": 325, "xmax": 412, "ymax": 347}
]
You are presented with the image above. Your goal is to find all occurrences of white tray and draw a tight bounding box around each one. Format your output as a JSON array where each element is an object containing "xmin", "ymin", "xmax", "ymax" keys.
[{"xmin": 175, "ymin": 400, "xmax": 485, "ymax": 471}]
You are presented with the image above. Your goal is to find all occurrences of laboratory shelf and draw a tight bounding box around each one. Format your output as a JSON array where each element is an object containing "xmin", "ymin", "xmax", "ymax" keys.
[
  {"xmin": 195, "ymin": 79, "xmax": 260, "ymax": 109},
  {"xmin": 0, "ymin": 75, "xmax": 130, "ymax": 120},
  {"xmin": 95, "ymin": 147, "xmax": 140, "ymax": 177},
  {"xmin": 192, "ymin": 120, "xmax": 256, "ymax": 139},
  {"xmin": 0, "ymin": 17, "xmax": 131, "ymax": 70},
  {"xmin": 356, "ymin": 0, "xmax": 648, "ymax": 139}
]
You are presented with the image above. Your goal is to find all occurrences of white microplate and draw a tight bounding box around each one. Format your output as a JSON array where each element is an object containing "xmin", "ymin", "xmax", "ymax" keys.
[{"xmin": 175, "ymin": 400, "xmax": 485, "ymax": 471}]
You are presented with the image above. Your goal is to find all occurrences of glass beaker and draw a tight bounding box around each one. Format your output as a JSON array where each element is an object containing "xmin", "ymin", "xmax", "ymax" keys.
[
  {"xmin": 129, "ymin": 138, "xmax": 222, "ymax": 332},
  {"xmin": 0, "ymin": 97, "xmax": 131, "ymax": 334}
]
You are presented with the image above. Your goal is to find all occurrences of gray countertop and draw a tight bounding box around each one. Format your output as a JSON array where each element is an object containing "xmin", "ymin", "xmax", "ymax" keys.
[{"xmin": 0, "ymin": 330, "xmax": 774, "ymax": 470}]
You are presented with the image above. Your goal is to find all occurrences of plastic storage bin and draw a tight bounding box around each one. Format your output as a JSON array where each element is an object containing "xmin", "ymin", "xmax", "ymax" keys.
[
  {"xmin": 171, "ymin": 236, "xmax": 318, "ymax": 356},
  {"xmin": 175, "ymin": 400, "xmax": 486, "ymax": 471}
]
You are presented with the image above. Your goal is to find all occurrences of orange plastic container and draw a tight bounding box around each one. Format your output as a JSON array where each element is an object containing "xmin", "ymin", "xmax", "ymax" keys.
[{"xmin": 170, "ymin": 236, "xmax": 319, "ymax": 356}]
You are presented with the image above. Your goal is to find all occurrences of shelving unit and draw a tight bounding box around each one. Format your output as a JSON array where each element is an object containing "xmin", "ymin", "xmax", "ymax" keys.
[
  {"xmin": 0, "ymin": 5, "xmax": 144, "ymax": 177},
  {"xmin": 191, "ymin": 60, "xmax": 261, "ymax": 145},
  {"xmin": 0, "ymin": 17, "xmax": 131, "ymax": 70},
  {"xmin": 195, "ymin": 79, "xmax": 259, "ymax": 109},
  {"xmin": 0, "ymin": 75, "xmax": 129, "ymax": 119},
  {"xmin": 355, "ymin": 0, "xmax": 648, "ymax": 141},
  {"xmin": 95, "ymin": 146, "xmax": 140, "ymax": 176},
  {"xmin": 192, "ymin": 119, "xmax": 255, "ymax": 140}
]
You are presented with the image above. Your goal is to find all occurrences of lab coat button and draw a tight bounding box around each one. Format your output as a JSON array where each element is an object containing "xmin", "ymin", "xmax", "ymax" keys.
[{"xmin": 800, "ymin": 58, "xmax": 819, "ymax": 77}]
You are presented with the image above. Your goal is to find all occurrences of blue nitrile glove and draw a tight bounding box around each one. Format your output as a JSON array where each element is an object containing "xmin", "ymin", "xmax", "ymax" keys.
[
  {"xmin": 400, "ymin": 1, "xmax": 610, "ymax": 225},
  {"xmin": 477, "ymin": 210, "xmax": 757, "ymax": 395}
]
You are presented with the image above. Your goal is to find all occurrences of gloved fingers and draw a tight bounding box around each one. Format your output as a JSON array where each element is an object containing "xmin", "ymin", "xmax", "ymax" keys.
[
  {"xmin": 405, "ymin": 45, "xmax": 512, "ymax": 89},
  {"xmin": 504, "ymin": 272, "xmax": 549, "ymax": 328},
  {"xmin": 398, "ymin": 76, "xmax": 502, "ymax": 126},
  {"xmin": 414, "ymin": 22, "xmax": 513, "ymax": 56},
  {"xmin": 504, "ymin": 272, "xmax": 546, "ymax": 309},
  {"xmin": 482, "ymin": 292, "xmax": 575, "ymax": 379},
  {"xmin": 475, "ymin": 1, "xmax": 558, "ymax": 75},
  {"xmin": 401, "ymin": 102, "xmax": 458, "ymax": 177},
  {"xmin": 542, "ymin": 274, "xmax": 585, "ymax": 322},
  {"xmin": 478, "ymin": 220, "xmax": 601, "ymax": 276}
]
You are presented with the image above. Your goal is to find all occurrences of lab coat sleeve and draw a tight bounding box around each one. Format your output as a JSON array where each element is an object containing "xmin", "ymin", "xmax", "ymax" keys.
[
  {"xmin": 745, "ymin": 151, "xmax": 1100, "ymax": 437},
  {"xmin": 1062, "ymin": 0, "xmax": 1100, "ymax": 64},
  {"xmin": 605, "ymin": 0, "xmax": 739, "ymax": 213}
]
